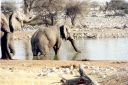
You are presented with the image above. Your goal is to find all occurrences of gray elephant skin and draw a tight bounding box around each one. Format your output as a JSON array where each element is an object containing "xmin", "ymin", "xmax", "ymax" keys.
[
  {"xmin": 1, "ymin": 11, "xmax": 35, "ymax": 59},
  {"xmin": 31, "ymin": 25, "xmax": 81, "ymax": 59},
  {"xmin": 0, "ymin": 13, "xmax": 13, "ymax": 59}
]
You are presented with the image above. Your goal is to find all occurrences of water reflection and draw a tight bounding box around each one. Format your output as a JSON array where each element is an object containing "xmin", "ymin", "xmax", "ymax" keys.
[
  {"xmin": 0, "ymin": 38, "xmax": 128, "ymax": 60},
  {"xmin": 13, "ymin": 40, "xmax": 32, "ymax": 60}
]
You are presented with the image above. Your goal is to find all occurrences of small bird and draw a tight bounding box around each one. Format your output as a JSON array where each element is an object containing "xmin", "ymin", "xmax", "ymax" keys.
[
  {"xmin": 79, "ymin": 64, "xmax": 95, "ymax": 85},
  {"xmin": 79, "ymin": 64, "xmax": 86, "ymax": 76}
]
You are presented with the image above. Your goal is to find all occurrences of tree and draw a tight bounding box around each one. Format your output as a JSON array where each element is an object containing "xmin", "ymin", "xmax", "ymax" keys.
[
  {"xmin": 105, "ymin": 0, "xmax": 128, "ymax": 14},
  {"xmin": 23, "ymin": 0, "xmax": 37, "ymax": 14},
  {"xmin": 23, "ymin": 0, "xmax": 89, "ymax": 26},
  {"xmin": 23, "ymin": 0, "xmax": 67, "ymax": 26},
  {"xmin": 1, "ymin": 1, "xmax": 17, "ymax": 14},
  {"xmin": 65, "ymin": 0, "xmax": 89, "ymax": 26}
]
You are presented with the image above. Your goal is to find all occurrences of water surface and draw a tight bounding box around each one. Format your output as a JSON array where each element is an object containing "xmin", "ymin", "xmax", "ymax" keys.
[{"xmin": 1, "ymin": 38, "xmax": 128, "ymax": 60}]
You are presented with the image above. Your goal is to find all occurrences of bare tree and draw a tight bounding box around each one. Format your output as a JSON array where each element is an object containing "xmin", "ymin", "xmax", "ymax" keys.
[
  {"xmin": 1, "ymin": 1, "xmax": 17, "ymax": 14},
  {"xmin": 23, "ymin": 0, "xmax": 67, "ymax": 26},
  {"xmin": 23, "ymin": 0, "xmax": 89, "ymax": 26},
  {"xmin": 104, "ymin": 0, "xmax": 128, "ymax": 14},
  {"xmin": 23, "ymin": 0, "xmax": 37, "ymax": 14},
  {"xmin": 34, "ymin": 0, "xmax": 67, "ymax": 26},
  {"xmin": 65, "ymin": 0, "xmax": 89, "ymax": 26}
]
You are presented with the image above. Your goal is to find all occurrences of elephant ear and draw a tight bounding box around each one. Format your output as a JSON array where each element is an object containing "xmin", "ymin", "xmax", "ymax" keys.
[
  {"xmin": 1, "ymin": 13, "xmax": 10, "ymax": 33},
  {"xmin": 60, "ymin": 25, "xmax": 70, "ymax": 40},
  {"xmin": 9, "ymin": 11, "xmax": 23, "ymax": 32},
  {"xmin": 9, "ymin": 11, "xmax": 34, "ymax": 32}
]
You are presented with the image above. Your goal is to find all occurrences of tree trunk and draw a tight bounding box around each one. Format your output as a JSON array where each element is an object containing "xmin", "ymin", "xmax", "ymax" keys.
[
  {"xmin": 71, "ymin": 15, "xmax": 76, "ymax": 26},
  {"xmin": 23, "ymin": 0, "xmax": 29, "ymax": 14}
]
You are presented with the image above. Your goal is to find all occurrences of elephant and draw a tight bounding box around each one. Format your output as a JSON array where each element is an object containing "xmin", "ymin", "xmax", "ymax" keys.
[
  {"xmin": 31, "ymin": 25, "xmax": 81, "ymax": 59},
  {"xmin": 9, "ymin": 11, "xmax": 36, "ymax": 31},
  {"xmin": 0, "ymin": 13, "xmax": 12, "ymax": 59},
  {"xmin": 0, "ymin": 11, "xmax": 35, "ymax": 59}
]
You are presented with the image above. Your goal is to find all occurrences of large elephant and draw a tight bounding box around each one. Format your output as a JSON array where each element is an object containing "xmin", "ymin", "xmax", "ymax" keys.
[
  {"xmin": 31, "ymin": 25, "xmax": 81, "ymax": 58},
  {"xmin": 0, "ymin": 11, "xmax": 35, "ymax": 59},
  {"xmin": 0, "ymin": 13, "xmax": 12, "ymax": 59}
]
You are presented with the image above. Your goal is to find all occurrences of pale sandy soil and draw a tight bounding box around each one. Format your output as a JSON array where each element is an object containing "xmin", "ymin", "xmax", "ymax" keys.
[
  {"xmin": 0, "ymin": 60, "xmax": 128, "ymax": 85},
  {"xmin": 13, "ymin": 28, "xmax": 128, "ymax": 41},
  {"xmin": 12, "ymin": 16, "xmax": 128, "ymax": 39}
]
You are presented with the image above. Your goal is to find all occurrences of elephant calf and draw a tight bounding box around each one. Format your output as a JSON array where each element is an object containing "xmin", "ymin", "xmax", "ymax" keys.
[{"xmin": 31, "ymin": 25, "xmax": 81, "ymax": 58}]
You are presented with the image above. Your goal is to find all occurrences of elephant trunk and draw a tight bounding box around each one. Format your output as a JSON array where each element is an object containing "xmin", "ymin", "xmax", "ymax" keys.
[{"xmin": 68, "ymin": 37, "xmax": 81, "ymax": 53}]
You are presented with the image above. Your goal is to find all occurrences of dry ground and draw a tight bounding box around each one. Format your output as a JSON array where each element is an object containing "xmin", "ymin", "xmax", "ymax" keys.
[{"xmin": 0, "ymin": 60, "xmax": 128, "ymax": 85}]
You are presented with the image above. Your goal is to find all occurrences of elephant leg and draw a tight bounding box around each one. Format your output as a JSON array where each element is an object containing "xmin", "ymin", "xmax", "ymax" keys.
[
  {"xmin": 1, "ymin": 33, "xmax": 12, "ymax": 59},
  {"xmin": 32, "ymin": 48, "xmax": 40, "ymax": 60},
  {"xmin": 32, "ymin": 47, "xmax": 40, "ymax": 60},
  {"xmin": 53, "ymin": 46, "xmax": 59, "ymax": 55},
  {"xmin": 53, "ymin": 40, "xmax": 62, "ymax": 56},
  {"xmin": 31, "ymin": 42, "xmax": 39, "ymax": 56},
  {"xmin": 8, "ymin": 33, "xmax": 15, "ymax": 55},
  {"xmin": 8, "ymin": 43, "xmax": 15, "ymax": 55},
  {"xmin": 39, "ymin": 45, "xmax": 49, "ymax": 57},
  {"xmin": 32, "ymin": 48, "xmax": 39, "ymax": 56},
  {"xmin": 44, "ymin": 46, "xmax": 50, "ymax": 57}
]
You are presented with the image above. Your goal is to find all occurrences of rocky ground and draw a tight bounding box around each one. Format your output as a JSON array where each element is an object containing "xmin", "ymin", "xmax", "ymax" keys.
[
  {"xmin": 72, "ymin": 16, "xmax": 128, "ymax": 39},
  {"xmin": 72, "ymin": 27, "xmax": 128, "ymax": 39},
  {"xmin": 12, "ymin": 16, "xmax": 128, "ymax": 40},
  {"xmin": 0, "ymin": 60, "xmax": 128, "ymax": 85},
  {"xmin": 13, "ymin": 27, "xmax": 128, "ymax": 41}
]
